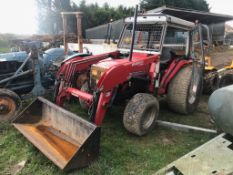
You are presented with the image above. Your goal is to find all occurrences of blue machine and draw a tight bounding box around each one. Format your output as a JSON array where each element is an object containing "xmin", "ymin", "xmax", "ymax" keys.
[{"xmin": 0, "ymin": 46, "xmax": 75, "ymax": 96}]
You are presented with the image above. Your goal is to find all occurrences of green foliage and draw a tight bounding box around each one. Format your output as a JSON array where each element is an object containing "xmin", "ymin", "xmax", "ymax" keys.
[
  {"xmin": 0, "ymin": 34, "xmax": 15, "ymax": 53},
  {"xmin": 140, "ymin": 0, "xmax": 210, "ymax": 12},
  {"xmin": 36, "ymin": 0, "xmax": 72, "ymax": 34},
  {"xmin": 36, "ymin": 0, "xmax": 133, "ymax": 35}
]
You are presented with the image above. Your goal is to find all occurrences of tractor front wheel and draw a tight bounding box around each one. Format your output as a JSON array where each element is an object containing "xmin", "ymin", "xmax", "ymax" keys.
[
  {"xmin": 0, "ymin": 89, "xmax": 22, "ymax": 122},
  {"xmin": 123, "ymin": 93, "xmax": 159, "ymax": 136},
  {"xmin": 167, "ymin": 65, "xmax": 202, "ymax": 114}
]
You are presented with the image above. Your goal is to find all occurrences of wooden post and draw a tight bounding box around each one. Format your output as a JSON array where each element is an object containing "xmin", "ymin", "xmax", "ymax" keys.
[
  {"xmin": 62, "ymin": 13, "xmax": 68, "ymax": 55},
  {"xmin": 76, "ymin": 12, "xmax": 83, "ymax": 53}
]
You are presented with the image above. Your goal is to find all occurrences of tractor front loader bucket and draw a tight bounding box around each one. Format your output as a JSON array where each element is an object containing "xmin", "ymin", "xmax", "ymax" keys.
[{"xmin": 13, "ymin": 97, "xmax": 100, "ymax": 171}]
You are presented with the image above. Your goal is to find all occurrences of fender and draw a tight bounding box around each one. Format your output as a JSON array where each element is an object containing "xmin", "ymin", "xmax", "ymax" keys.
[{"xmin": 159, "ymin": 59, "xmax": 191, "ymax": 95}]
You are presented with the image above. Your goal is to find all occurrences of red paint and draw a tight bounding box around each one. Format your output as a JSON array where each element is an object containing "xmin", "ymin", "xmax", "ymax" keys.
[
  {"xmin": 94, "ymin": 91, "xmax": 113, "ymax": 125},
  {"xmin": 66, "ymin": 88, "xmax": 93, "ymax": 105},
  {"xmin": 159, "ymin": 59, "xmax": 191, "ymax": 94}
]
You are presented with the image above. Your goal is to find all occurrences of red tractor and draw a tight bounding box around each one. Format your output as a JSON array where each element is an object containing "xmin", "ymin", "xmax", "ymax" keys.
[{"xmin": 54, "ymin": 11, "xmax": 204, "ymax": 136}]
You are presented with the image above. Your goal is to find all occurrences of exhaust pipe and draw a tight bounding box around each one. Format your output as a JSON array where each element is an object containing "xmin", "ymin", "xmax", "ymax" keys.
[{"xmin": 128, "ymin": 5, "xmax": 138, "ymax": 61}]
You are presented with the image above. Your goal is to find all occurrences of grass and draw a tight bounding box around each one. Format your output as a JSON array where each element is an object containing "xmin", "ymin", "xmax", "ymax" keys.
[
  {"xmin": 0, "ymin": 39, "xmax": 10, "ymax": 53},
  {"xmin": 0, "ymin": 96, "xmax": 214, "ymax": 175}
]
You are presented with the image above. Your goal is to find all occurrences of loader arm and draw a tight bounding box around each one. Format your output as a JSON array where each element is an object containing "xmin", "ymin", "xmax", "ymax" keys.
[
  {"xmin": 57, "ymin": 51, "xmax": 120, "ymax": 83},
  {"xmin": 55, "ymin": 51, "xmax": 120, "ymax": 104}
]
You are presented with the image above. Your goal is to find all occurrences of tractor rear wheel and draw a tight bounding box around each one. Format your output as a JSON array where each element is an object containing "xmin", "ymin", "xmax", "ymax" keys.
[
  {"xmin": 123, "ymin": 93, "xmax": 159, "ymax": 136},
  {"xmin": 0, "ymin": 89, "xmax": 22, "ymax": 122},
  {"xmin": 79, "ymin": 82, "xmax": 91, "ymax": 110},
  {"xmin": 167, "ymin": 65, "xmax": 202, "ymax": 114}
]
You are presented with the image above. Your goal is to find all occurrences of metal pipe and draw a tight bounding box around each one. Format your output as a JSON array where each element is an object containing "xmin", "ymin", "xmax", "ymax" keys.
[
  {"xmin": 5, "ymin": 53, "xmax": 31, "ymax": 87},
  {"xmin": 10, "ymin": 84, "xmax": 33, "ymax": 91},
  {"xmin": 12, "ymin": 54, "xmax": 31, "ymax": 76},
  {"xmin": 0, "ymin": 70, "xmax": 33, "ymax": 84},
  {"xmin": 129, "ymin": 5, "xmax": 138, "ymax": 61}
]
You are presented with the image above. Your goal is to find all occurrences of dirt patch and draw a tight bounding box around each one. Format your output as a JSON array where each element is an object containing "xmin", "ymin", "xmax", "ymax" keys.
[
  {"xmin": 10, "ymin": 160, "xmax": 27, "ymax": 175},
  {"xmin": 162, "ymin": 136, "xmax": 174, "ymax": 145},
  {"xmin": 209, "ymin": 48, "xmax": 233, "ymax": 69}
]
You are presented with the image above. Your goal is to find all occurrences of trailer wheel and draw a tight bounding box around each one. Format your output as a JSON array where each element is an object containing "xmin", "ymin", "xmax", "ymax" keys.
[
  {"xmin": 219, "ymin": 74, "xmax": 233, "ymax": 88},
  {"xmin": 79, "ymin": 82, "xmax": 91, "ymax": 110},
  {"xmin": 167, "ymin": 65, "xmax": 202, "ymax": 114},
  {"xmin": 0, "ymin": 89, "xmax": 22, "ymax": 122},
  {"xmin": 203, "ymin": 71, "xmax": 219, "ymax": 94},
  {"xmin": 123, "ymin": 93, "xmax": 159, "ymax": 136}
]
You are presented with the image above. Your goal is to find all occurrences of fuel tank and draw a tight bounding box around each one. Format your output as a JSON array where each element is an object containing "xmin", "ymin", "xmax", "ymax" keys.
[{"xmin": 208, "ymin": 85, "xmax": 233, "ymax": 136}]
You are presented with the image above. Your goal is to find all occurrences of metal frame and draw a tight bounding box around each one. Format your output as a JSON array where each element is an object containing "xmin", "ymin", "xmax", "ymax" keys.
[{"xmin": 155, "ymin": 133, "xmax": 233, "ymax": 175}]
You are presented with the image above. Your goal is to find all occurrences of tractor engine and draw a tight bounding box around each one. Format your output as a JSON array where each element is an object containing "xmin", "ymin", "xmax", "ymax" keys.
[
  {"xmin": 89, "ymin": 58, "xmax": 114, "ymax": 89},
  {"xmin": 90, "ymin": 63, "xmax": 107, "ymax": 89}
]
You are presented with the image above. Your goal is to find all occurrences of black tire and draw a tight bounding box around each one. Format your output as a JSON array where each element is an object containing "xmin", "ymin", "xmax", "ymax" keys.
[
  {"xmin": 123, "ymin": 93, "xmax": 159, "ymax": 136},
  {"xmin": 203, "ymin": 71, "xmax": 219, "ymax": 95},
  {"xmin": 0, "ymin": 89, "xmax": 22, "ymax": 122},
  {"xmin": 167, "ymin": 65, "xmax": 202, "ymax": 114},
  {"xmin": 219, "ymin": 74, "xmax": 233, "ymax": 88},
  {"xmin": 53, "ymin": 80, "xmax": 60, "ymax": 102},
  {"xmin": 79, "ymin": 82, "xmax": 91, "ymax": 110}
]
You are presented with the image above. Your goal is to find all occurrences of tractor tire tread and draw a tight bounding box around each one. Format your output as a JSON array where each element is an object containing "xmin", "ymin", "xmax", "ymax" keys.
[{"xmin": 123, "ymin": 93, "xmax": 159, "ymax": 136}]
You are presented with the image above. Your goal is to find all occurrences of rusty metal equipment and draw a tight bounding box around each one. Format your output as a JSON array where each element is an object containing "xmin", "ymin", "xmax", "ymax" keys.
[
  {"xmin": 0, "ymin": 43, "xmax": 76, "ymax": 122},
  {"xmin": 13, "ymin": 97, "xmax": 100, "ymax": 171},
  {"xmin": 203, "ymin": 57, "xmax": 233, "ymax": 94}
]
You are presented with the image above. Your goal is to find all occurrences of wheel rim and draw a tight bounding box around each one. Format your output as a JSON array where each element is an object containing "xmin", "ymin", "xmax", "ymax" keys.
[
  {"xmin": 0, "ymin": 96, "xmax": 16, "ymax": 121},
  {"xmin": 188, "ymin": 65, "xmax": 202, "ymax": 104},
  {"xmin": 142, "ymin": 106, "xmax": 156, "ymax": 130}
]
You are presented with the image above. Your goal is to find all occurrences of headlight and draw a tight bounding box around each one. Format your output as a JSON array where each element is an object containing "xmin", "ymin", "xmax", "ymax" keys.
[
  {"xmin": 91, "ymin": 69, "xmax": 98, "ymax": 76},
  {"xmin": 90, "ymin": 65, "xmax": 107, "ymax": 87}
]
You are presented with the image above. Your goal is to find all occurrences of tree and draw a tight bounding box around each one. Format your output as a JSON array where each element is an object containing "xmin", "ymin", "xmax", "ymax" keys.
[
  {"xmin": 35, "ymin": 0, "xmax": 133, "ymax": 35},
  {"xmin": 140, "ymin": 0, "xmax": 209, "ymax": 12},
  {"xmin": 36, "ymin": 0, "xmax": 72, "ymax": 34}
]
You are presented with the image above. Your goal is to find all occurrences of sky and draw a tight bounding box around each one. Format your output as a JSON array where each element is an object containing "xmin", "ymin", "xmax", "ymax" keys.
[
  {"xmin": 0, "ymin": 0, "xmax": 37, "ymax": 35},
  {"xmin": 0, "ymin": 0, "xmax": 232, "ymax": 34}
]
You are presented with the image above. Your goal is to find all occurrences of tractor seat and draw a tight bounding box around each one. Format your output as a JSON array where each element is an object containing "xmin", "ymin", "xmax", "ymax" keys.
[{"xmin": 160, "ymin": 47, "xmax": 173, "ymax": 64}]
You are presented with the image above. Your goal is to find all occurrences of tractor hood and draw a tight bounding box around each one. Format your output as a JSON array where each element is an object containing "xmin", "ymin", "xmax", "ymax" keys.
[
  {"xmin": 92, "ymin": 58, "xmax": 129, "ymax": 70},
  {"xmin": 0, "ymin": 51, "xmax": 28, "ymax": 62},
  {"xmin": 92, "ymin": 52, "xmax": 157, "ymax": 70},
  {"xmin": 90, "ymin": 52, "xmax": 159, "ymax": 77}
]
